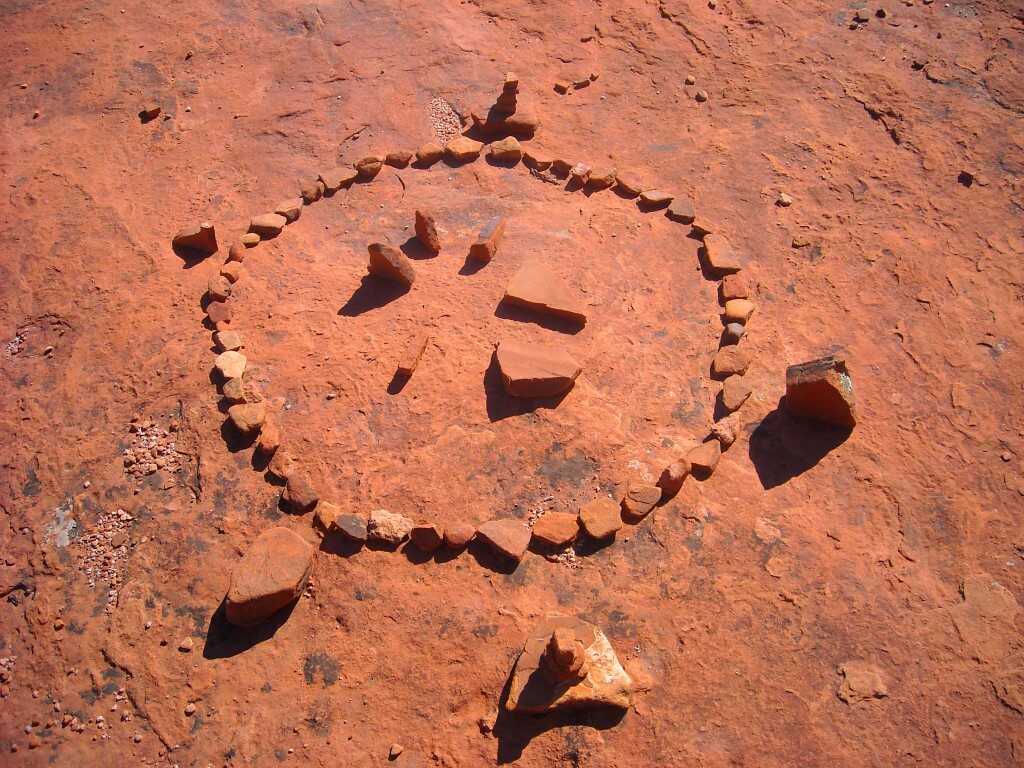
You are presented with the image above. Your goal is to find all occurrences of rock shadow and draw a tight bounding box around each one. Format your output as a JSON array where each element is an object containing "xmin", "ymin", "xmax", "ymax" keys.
[
  {"xmin": 173, "ymin": 244, "xmax": 214, "ymax": 269},
  {"xmin": 339, "ymin": 276, "xmax": 410, "ymax": 316},
  {"xmin": 399, "ymin": 236, "xmax": 435, "ymax": 261},
  {"xmin": 468, "ymin": 539, "xmax": 522, "ymax": 575},
  {"xmin": 202, "ymin": 598, "xmax": 296, "ymax": 659},
  {"xmin": 459, "ymin": 254, "xmax": 488, "ymax": 276},
  {"xmin": 218, "ymin": 419, "xmax": 259, "ymax": 454},
  {"xmin": 494, "ymin": 301, "xmax": 584, "ymax": 335},
  {"xmin": 318, "ymin": 533, "xmax": 363, "ymax": 558},
  {"xmin": 387, "ymin": 371, "xmax": 410, "ymax": 395},
  {"xmin": 748, "ymin": 397, "xmax": 852, "ymax": 489},
  {"xmin": 483, "ymin": 352, "xmax": 571, "ymax": 423},
  {"xmin": 492, "ymin": 667, "xmax": 627, "ymax": 764}
]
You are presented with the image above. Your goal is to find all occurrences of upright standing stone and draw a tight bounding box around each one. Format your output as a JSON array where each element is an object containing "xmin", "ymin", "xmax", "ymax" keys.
[{"xmin": 414, "ymin": 210, "xmax": 441, "ymax": 254}]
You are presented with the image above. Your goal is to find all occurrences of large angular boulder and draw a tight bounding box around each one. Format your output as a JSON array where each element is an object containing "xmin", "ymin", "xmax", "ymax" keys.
[
  {"xmin": 785, "ymin": 351, "xmax": 857, "ymax": 429},
  {"xmin": 507, "ymin": 616, "xmax": 633, "ymax": 713},
  {"xmin": 503, "ymin": 260, "xmax": 586, "ymax": 324},
  {"xmin": 496, "ymin": 340, "xmax": 581, "ymax": 398},
  {"xmin": 225, "ymin": 527, "xmax": 313, "ymax": 627}
]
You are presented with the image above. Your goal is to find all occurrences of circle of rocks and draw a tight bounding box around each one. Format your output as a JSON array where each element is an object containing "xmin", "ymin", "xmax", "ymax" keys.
[{"xmin": 176, "ymin": 80, "xmax": 760, "ymax": 576}]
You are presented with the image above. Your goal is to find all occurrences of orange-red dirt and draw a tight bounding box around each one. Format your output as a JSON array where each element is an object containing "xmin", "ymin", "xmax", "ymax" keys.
[{"xmin": 2, "ymin": 0, "xmax": 1023, "ymax": 766}]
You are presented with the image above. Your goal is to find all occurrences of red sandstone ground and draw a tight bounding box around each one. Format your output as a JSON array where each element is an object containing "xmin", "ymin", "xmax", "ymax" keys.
[{"xmin": 2, "ymin": 0, "xmax": 1023, "ymax": 765}]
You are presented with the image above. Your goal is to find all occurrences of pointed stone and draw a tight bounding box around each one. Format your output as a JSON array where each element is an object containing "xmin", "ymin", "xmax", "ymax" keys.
[
  {"xmin": 367, "ymin": 242, "xmax": 416, "ymax": 287},
  {"xmin": 507, "ymin": 616, "xmax": 633, "ymax": 713},
  {"xmin": 173, "ymin": 222, "xmax": 218, "ymax": 255},
  {"xmin": 225, "ymin": 527, "xmax": 313, "ymax": 627},
  {"xmin": 503, "ymin": 260, "xmax": 586, "ymax": 324},
  {"xmin": 283, "ymin": 474, "xmax": 318, "ymax": 513},
  {"xmin": 657, "ymin": 460, "xmax": 691, "ymax": 498},
  {"xmin": 496, "ymin": 340, "xmax": 581, "ymax": 398},
  {"xmin": 477, "ymin": 519, "xmax": 531, "ymax": 562},
  {"xmin": 487, "ymin": 136, "xmax": 523, "ymax": 163}
]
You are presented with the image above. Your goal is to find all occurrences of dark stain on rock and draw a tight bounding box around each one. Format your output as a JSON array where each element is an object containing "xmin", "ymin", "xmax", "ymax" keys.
[
  {"xmin": 303, "ymin": 652, "xmax": 339, "ymax": 687},
  {"xmin": 538, "ymin": 443, "xmax": 599, "ymax": 489}
]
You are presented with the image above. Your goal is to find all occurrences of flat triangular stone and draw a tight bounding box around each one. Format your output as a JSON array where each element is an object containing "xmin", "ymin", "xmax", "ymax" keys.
[
  {"xmin": 503, "ymin": 260, "xmax": 586, "ymax": 324},
  {"xmin": 507, "ymin": 616, "xmax": 633, "ymax": 714},
  {"xmin": 496, "ymin": 340, "xmax": 581, "ymax": 398}
]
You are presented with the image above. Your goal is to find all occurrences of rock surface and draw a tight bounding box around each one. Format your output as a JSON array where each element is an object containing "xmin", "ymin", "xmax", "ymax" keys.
[
  {"xmin": 410, "ymin": 523, "xmax": 443, "ymax": 552},
  {"xmin": 445, "ymin": 136, "xmax": 483, "ymax": 161},
  {"xmin": 496, "ymin": 340, "xmax": 582, "ymax": 398},
  {"xmin": 225, "ymin": 527, "xmax": 314, "ymax": 627},
  {"xmin": 503, "ymin": 260, "xmax": 587, "ymax": 324},
  {"xmin": 687, "ymin": 440, "xmax": 721, "ymax": 473},
  {"xmin": 507, "ymin": 616, "xmax": 633, "ymax": 713}
]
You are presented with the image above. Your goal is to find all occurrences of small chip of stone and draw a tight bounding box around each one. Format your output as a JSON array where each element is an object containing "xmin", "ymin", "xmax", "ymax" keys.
[
  {"xmin": 178, "ymin": 637, "xmax": 194, "ymax": 653},
  {"xmin": 777, "ymin": 192, "xmax": 793, "ymax": 207}
]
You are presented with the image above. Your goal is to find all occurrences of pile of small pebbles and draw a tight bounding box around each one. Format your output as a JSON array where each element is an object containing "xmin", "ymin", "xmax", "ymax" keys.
[
  {"xmin": 122, "ymin": 418, "xmax": 180, "ymax": 479},
  {"xmin": 75, "ymin": 508, "xmax": 134, "ymax": 612}
]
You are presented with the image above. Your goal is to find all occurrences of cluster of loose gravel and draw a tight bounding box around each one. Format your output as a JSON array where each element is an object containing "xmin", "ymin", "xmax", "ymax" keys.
[
  {"xmin": 75, "ymin": 508, "xmax": 134, "ymax": 612},
  {"xmin": 427, "ymin": 96, "xmax": 462, "ymax": 143},
  {"xmin": 122, "ymin": 418, "xmax": 180, "ymax": 481},
  {"xmin": 186, "ymin": 97, "xmax": 763, "ymax": 569}
]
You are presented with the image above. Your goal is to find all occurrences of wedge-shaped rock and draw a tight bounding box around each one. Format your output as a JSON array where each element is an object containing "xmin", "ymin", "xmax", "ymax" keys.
[
  {"xmin": 507, "ymin": 616, "xmax": 633, "ymax": 713},
  {"xmin": 496, "ymin": 340, "xmax": 581, "ymax": 398},
  {"xmin": 469, "ymin": 217, "xmax": 506, "ymax": 263},
  {"xmin": 367, "ymin": 242, "xmax": 416, "ymax": 287},
  {"xmin": 702, "ymin": 233, "xmax": 744, "ymax": 275},
  {"xmin": 225, "ymin": 527, "xmax": 313, "ymax": 627},
  {"xmin": 173, "ymin": 222, "xmax": 218, "ymax": 255},
  {"xmin": 503, "ymin": 260, "xmax": 586, "ymax": 324}
]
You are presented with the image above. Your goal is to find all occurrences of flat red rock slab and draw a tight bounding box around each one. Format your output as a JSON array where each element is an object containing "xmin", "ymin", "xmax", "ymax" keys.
[
  {"xmin": 367, "ymin": 242, "xmax": 416, "ymax": 287},
  {"xmin": 578, "ymin": 497, "xmax": 623, "ymax": 539},
  {"xmin": 225, "ymin": 527, "xmax": 313, "ymax": 627},
  {"xmin": 496, "ymin": 340, "xmax": 582, "ymax": 398},
  {"xmin": 503, "ymin": 260, "xmax": 586, "ymax": 324},
  {"xmin": 476, "ymin": 519, "xmax": 531, "ymax": 562}
]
